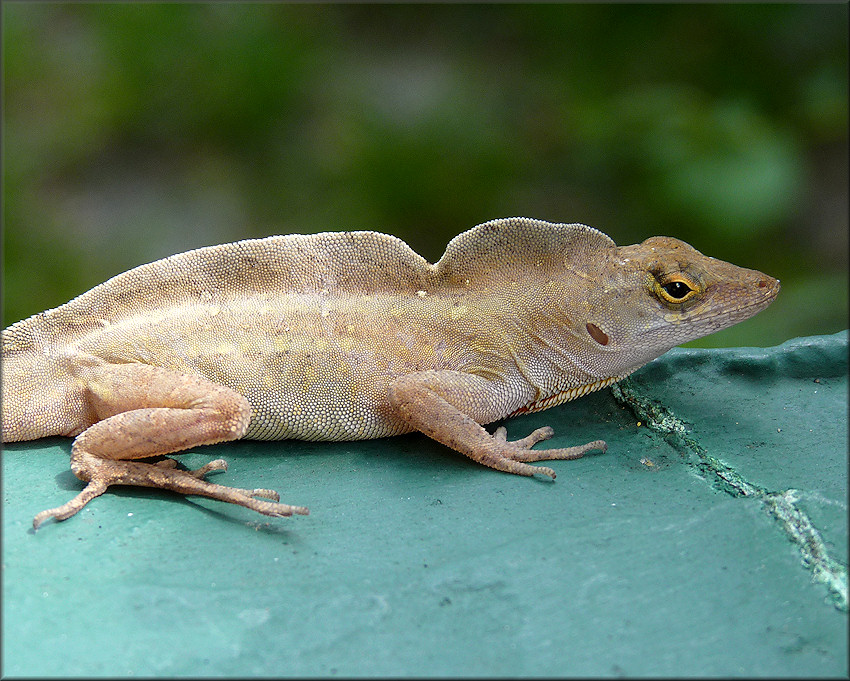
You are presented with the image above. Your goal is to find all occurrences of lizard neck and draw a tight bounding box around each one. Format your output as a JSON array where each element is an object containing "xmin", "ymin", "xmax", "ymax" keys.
[{"xmin": 494, "ymin": 296, "xmax": 641, "ymax": 415}]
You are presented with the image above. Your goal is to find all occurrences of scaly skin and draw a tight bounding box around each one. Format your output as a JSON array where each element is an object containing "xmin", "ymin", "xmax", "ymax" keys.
[{"xmin": 1, "ymin": 218, "xmax": 779, "ymax": 528}]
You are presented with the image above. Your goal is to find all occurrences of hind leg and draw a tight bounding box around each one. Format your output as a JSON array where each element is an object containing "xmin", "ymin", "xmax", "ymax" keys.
[{"xmin": 33, "ymin": 363, "xmax": 308, "ymax": 529}]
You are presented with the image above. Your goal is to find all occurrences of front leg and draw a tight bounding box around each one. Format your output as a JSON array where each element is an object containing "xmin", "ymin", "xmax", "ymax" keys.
[
  {"xmin": 33, "ymin": 363, "xmax": 308, "ymax": 529},
  {"xmin": 387, "ymin": 370, "xmax": 605, "ymax": 478}
]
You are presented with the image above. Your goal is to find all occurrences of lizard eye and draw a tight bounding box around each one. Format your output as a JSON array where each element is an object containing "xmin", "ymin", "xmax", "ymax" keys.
[
  {"xmin": 654, "ymin": 274, "xmax": 699, "ymax": 304},
  {"xmin": 662, "ymin": 281, "xmax": 692, "ymax": 299}
]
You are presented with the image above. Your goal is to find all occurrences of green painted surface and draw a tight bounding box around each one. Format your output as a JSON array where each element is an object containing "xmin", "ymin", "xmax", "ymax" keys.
[{"xmin": 3, "ymin": 332, "xmax": 847, "ymax": 676}]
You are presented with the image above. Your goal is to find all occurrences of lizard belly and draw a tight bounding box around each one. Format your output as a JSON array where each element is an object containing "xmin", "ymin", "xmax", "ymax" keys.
[
  {"xmin": 240, "ymin": 379, "xmax": 410, "ymax": 442},
  {"xmin": 180, "ymin": 347, "xmax": 413, "ymax": 442}
]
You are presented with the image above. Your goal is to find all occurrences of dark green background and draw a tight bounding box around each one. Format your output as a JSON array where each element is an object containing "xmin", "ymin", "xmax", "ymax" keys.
[{"xmin": 3, "ymin": 3, "xmax": 848, "ymax": 344}]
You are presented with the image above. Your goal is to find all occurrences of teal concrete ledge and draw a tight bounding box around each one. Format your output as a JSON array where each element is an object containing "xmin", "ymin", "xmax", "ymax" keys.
[
  {"xmin": 612, "ymin": 332, "xmax": 848, "ymax": 613},
  {"xmin": 3, "ymin": 332, "xmax": 847, "ymax": 676}
]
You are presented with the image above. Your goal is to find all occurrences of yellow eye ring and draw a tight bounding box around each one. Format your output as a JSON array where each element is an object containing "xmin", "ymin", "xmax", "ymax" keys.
[{"xmin": 655, "ymin": 275, "xmax": 699, "ymax": 304}]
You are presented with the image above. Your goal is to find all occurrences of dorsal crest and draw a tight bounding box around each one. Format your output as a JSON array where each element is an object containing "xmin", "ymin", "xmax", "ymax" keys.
[{"xmin": 434, "ymin": 217, "xmax": 616, "ymax": 285}]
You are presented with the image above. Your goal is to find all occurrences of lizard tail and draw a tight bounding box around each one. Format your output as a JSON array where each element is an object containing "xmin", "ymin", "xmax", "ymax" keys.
[{"xmin": 2, "ymin": 319, "xmax": 86, "ymax": 442}]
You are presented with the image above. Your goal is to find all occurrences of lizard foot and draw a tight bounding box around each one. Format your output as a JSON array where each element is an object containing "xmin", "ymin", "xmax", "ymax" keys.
[
  {"xmin": 32, "ymin": 452, "xmax": 308, "ymax": 530},
  {"xmin": 33, "ymin": 480, "xmax": 109, "ymax": 530},
  {"xmin": 490, "ymin": 426, "xmax": 607, "ymax": 479},
  {"xmin": 169, "ymin": 458, "xmax": 286, "ymax": 503}
]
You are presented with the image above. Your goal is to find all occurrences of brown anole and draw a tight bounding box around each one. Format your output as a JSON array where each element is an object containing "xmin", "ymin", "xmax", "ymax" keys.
[{"xmin": 1, "ymin": 218, "xmax": 779, "ymax": 528}]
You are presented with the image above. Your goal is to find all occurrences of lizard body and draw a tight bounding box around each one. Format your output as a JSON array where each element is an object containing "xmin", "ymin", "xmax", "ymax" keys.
[{"xmin": 1, "ymin": 218, "xmax": 779, "ymax": 528}]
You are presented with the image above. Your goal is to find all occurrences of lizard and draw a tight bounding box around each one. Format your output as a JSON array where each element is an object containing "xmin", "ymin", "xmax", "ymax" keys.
[{"xmin": 1, "ymin": 217, "xmax": 779, "ymax": 529}]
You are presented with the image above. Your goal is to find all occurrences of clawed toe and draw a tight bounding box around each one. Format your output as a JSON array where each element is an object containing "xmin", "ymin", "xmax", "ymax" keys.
[
  {"xmin": 495, "ymin": 425, "xmax": 555, "ymax": 449},
  {"xmin": 33, "ymin": 480, "xmax": 108, "ymax": 530},
  {"xmin": 239, "ymin": 488, "xmax": 280, "ymax": 502},
  {"xmin": 187, "ymin": 458, "xmax": 228, "ymax": 478},
  {"xmin": 505, "ymin": 438, "xmax": 606, "ymax": 463},
  {"xmin": 241, "ymin": 496, "xmax": 310, "ymax": 517}
]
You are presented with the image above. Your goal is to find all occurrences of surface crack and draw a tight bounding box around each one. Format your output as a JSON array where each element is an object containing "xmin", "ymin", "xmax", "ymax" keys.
[{"xmin": 611, "ymin": 378, "xmax": 848, "ymax": 612}]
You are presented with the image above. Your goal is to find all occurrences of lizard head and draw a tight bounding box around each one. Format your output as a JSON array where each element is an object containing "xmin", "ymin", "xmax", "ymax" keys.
[{"xmin": 577, "ymin": 235, "xmax": 780, "ymax": 373}]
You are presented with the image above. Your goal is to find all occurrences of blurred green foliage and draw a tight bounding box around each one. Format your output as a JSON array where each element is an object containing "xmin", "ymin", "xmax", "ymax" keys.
[{"xmin": 3, "ymin": 3, "xmax": 847, "ymax": 346}]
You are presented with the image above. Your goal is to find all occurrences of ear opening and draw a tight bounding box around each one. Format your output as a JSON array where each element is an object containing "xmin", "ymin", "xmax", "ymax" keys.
[{"xmin": 586, "ymin": 323, "xmax": 609, "ymax": 346}]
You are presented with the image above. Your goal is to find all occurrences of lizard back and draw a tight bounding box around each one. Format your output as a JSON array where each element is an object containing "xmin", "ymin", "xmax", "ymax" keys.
[{"xmin": 2, "ymin": 218, "xmax": 611, "ymax": 351}]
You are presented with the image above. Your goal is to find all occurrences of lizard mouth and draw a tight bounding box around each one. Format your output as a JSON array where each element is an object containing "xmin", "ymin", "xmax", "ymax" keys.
[
  {"xmin": 734, "ymin": 276, "xmax": 780, "ymax": 314},
  {"xmin": 694, "ymin": 276, "xmax": 780, "ymax": 327}
]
